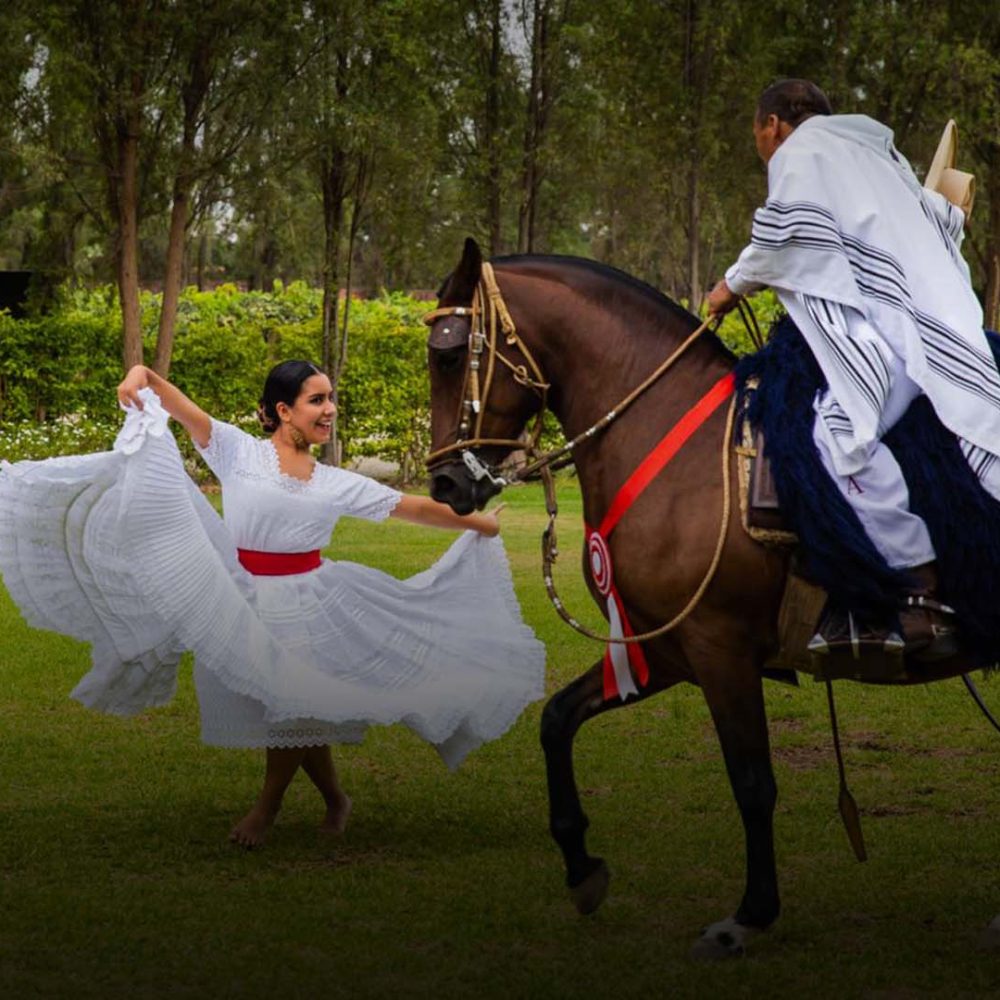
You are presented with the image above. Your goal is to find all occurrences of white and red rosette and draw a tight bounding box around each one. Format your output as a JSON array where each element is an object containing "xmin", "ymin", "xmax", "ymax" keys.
[{"xmin": 587, "ymin": 528, "xmax": 638, "ymax": 700}]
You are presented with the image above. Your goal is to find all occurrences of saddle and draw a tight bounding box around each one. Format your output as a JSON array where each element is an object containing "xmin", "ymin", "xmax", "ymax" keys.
[
  {"xmin": 735, "ymin": 414, "xmax": 954, "ymax": 683},
  {"xmin": 731, "ymin": 316, "xmax": 1000, "ymax": 681}
]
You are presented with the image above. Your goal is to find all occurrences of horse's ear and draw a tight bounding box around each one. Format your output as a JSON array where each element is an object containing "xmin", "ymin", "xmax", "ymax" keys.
[
  {"xmin": 453, "ymin": 237, "xmax": 482, "ymax": 292},
  {"xmin": 463, "ymin": 236, "xmax": 482, "ymax": 265},
  {"xmin": 436, "ymin": 237, "xmax": 482, "ymax": 309}
]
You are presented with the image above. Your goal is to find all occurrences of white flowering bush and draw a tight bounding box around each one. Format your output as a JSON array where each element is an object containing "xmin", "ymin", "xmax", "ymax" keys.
[{"xmin": 0, "ymin": 413, "xmax": 119, "ymax": 462}]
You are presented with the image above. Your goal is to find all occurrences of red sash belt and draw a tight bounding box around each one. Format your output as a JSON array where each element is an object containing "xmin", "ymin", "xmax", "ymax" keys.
[
  {"xmin": 237, "ymin": 548, "xmax": 322, "ymax": 576},
  {"xmin": 591, "ymin": 371, "xmax": 735, "ymax": 701}
]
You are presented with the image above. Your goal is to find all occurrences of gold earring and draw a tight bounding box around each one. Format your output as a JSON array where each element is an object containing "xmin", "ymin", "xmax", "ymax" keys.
[{"xmin": 288, "ymin": 424, "xmax": 307, "ymax": 450}]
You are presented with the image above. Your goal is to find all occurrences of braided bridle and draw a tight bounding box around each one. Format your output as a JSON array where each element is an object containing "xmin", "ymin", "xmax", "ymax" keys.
[{"xmin": 424, "ymin": 262, "xmax": 549, "ymax": 484}]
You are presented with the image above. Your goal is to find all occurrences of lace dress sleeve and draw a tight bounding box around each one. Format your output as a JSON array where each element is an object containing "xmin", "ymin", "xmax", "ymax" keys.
[
  {"xmin": 320, "ymin": 466, "xmax": 403, "ymax": 522},
  {"xmin": 194, "ymin": 419, "xmax": 251, "ymax": 481}
]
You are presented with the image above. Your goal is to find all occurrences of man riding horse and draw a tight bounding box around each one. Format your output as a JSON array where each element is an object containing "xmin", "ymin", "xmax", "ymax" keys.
[{"xmin": 706, "ymin": 79, "xmax": 1000, "ymax": 662}]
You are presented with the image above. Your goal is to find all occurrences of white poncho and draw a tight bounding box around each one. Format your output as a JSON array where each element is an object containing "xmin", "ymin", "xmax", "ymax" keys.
[{"xmin": 725, "ymin": 114, "xmax": 1000, "ymax": 469}]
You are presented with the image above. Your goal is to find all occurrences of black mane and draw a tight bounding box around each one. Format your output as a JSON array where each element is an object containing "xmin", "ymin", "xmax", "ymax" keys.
[{"xmin": 491, "ymin": 253, "xmax": 735, "ymax": 360}]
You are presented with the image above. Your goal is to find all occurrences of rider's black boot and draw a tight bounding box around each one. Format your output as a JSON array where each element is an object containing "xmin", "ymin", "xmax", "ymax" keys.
[{"xmin": 898, "ymin": 561, "xmax": 958, "ymax": 662}]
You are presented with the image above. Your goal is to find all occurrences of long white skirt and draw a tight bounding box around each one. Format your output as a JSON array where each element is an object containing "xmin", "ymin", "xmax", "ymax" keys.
[{"xmin": 0, "ymin": 425, "xmax": 546, "ymax": 769}]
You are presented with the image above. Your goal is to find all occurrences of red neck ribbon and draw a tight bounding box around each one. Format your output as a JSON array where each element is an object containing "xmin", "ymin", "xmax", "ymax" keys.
[{"xmin": 586, "ymin": 371, "xmax": 735, "ymax": 700}]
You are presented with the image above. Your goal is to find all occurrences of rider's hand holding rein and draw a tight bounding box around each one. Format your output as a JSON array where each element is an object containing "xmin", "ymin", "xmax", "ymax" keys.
[{"xmin": 706, "ymin": 279, "xmax": 740, "ymax": 318}]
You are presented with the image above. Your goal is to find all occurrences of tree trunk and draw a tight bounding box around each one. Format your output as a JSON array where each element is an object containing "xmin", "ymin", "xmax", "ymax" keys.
[
  {"xmin": 102, "ymin": 0, "xmax": 152, "ymax": 374},
  {"xmin": 320, "ymin": 143, "xmax": 347, "ymax": 465},
  {"xmin": 686, "ymin": 161, "xmax": 701, "ymax": 311},
  {"xmin": 154, "ymin": 186, "xmax": 190, "ymax": 376},
  {"xmin": 984, "ymin": 148, "xmax": 1000, "ymax": 330},
  {"xmin": 682, "ymin": 0, "xmax": 706, "ymax": 313},
  {"xmin": 331, "ymin": 154, "xmax": 375, "ymax": 463},
  {"xmin": 154, "ymin": 43, "xmax": 215, "ymax": 377},
  {"xmin": 261, "ymin": 236, "xmax": 278, "ymax": 293},
  {"xmin": 117, "ymin": 104, "xmax": 144, "ymax": 371},
  {"xmin": 485, "ymin": 0, "xmax": 503, "ymax": 255},
  {"xmin": 196, "ymin": 229, "xmax": 209, "ymax": 290},
  {"xmin": 517, "ymin": 1, "xmax": 544, "ymax": 253}
]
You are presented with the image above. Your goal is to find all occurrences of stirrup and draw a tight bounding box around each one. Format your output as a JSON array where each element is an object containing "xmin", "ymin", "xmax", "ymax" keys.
[
  {"xmin": 807, "ymin": 612, "xmax": 903, "ymax": 660},
  {"xmin": 900, "ymin": 594, "xmax": 959, "ymax": 662}
]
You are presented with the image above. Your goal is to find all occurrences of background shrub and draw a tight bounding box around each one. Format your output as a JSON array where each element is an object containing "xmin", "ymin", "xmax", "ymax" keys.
[
  {"xmin": 0, "ymin": 284, "xmax": 777, "ymax": 480},
  {"xmin": 0, "ymin": 284, "xmax": 434, "ymax": 482}
]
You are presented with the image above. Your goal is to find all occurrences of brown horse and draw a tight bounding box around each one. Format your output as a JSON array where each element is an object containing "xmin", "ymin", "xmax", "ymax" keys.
[{"xmin": 425, "ymin": 238, "xmax": 978, "ymax": 959}]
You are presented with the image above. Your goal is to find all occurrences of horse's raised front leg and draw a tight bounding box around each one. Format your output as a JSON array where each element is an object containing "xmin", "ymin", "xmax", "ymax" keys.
[
  {"xmin": 691, "ymin": 657, "xmax": 779, "ymax": 960},
  {"xmin": 541, "ymin": 660, "xmax": 675, "ymax": 916}
]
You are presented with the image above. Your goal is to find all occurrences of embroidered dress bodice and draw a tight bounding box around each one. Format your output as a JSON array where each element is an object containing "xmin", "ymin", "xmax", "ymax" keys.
[{"xmin": 196, "ymin": 419, "xmax": 401, "ymax": 552}]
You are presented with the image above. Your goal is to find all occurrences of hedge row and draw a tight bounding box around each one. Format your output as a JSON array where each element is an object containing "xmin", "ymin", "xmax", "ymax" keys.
[
  {"xmin": 0, "ymin": 284, "xmax": 434, "ymax": 480},
  {"xmin": 0, "ymin": 282, "xmax": 775, "ymax": 478}
]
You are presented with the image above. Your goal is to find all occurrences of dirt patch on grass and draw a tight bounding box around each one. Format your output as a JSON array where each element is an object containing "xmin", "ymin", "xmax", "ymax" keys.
[
  {"xmin": 581, "ymin": 786, "xmax": 614, "ymax": 798},
  {"xmin": 861, "ymin": 803, "xmax": 926, "ymax": 817},
  {"xmin": 769, "ymin": 717, "xmax": 806, "ymax": 734},
  {"xmin": 845, "ymin": 732, "xmax": 980, "ymax": 758},
  {"xmin": 772, "ymin": 743, "xmax": 829, "ymax": 771}
]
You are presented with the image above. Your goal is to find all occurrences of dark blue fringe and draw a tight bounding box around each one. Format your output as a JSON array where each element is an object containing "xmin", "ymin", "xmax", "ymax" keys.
[
  {"xmin": 735, "ymin": 317, "xmax": 909, "ymax": 620},
  {"xmin": 736, "ymin": 318, "xmax": 1000, "ymax": 659}
]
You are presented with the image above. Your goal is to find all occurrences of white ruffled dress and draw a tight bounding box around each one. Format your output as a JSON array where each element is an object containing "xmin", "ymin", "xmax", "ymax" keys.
[{"xmin": 0, "ymin": 391, "xmax": 546, "ymax": 768}]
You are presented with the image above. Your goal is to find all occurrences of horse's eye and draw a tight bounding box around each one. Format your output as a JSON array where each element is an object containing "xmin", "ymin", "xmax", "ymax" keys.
[{"xmin": 432, "ymin": 346, "xmax": 466, "ymax": 374}]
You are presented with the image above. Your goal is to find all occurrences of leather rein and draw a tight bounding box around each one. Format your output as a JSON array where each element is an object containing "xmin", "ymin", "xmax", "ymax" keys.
[
  {"xmin": 424, "ymin": 262, "xmax": 722, "ymax": 487},
  {"xmin": 424, "ymin": 265, "xmax": 745, "ymax": 647}
]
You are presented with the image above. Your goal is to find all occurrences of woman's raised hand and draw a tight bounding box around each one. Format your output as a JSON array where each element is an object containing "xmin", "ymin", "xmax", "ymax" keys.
[{"xmin": 117, "ymin": 365, "xmax": 150, "ymax": 410}]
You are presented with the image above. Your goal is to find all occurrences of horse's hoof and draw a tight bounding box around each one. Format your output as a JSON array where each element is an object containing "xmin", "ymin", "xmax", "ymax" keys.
[
  {"xmin": 690, "ymin": 916, "xmax": 757, "ymax": 961},
  {"xmin": 568, "ymin": 859, "xmax": 610, "ymax": 915}
]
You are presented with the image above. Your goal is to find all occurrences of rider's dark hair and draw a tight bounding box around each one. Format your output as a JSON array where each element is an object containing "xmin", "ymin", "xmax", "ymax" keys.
[
  {"xmin": 258, "ymin": 359, "xmax": 324, "ymax": 432},
  {"xmin": 756, "ymin": 79, "xmax": 833, "ymax": 127}
]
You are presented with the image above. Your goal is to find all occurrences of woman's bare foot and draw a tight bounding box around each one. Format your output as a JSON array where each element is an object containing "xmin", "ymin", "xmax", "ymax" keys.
[
  {"xmin": 229, "ymin": 804, "xmax": 278, "ymax": 848},
  {"xmin": 319, "ymin": 793, "xmax": 352, "ymax": 835}
]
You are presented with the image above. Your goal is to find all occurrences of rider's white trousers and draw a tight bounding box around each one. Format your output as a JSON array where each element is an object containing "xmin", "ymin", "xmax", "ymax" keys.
[{"xmin": 787, "ymin": 294, "xmax": 1000, "ymax": 569}]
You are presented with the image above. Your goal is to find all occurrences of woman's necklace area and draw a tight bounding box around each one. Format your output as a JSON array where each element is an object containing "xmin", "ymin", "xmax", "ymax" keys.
[{"xmin": 268, "ymin": 435, "xmax": 316, "ymax": 484}]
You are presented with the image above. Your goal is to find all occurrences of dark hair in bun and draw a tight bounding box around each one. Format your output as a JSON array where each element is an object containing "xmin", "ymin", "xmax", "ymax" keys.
[{"xmin": 258, "ymin": 359, "xmax": 324, "ymax": 432}]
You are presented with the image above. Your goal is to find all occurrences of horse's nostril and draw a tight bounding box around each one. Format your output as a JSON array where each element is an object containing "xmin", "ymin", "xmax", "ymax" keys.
[{"xmin": 431, "ymin": 475, "xmax": 455, "ymax": 501}]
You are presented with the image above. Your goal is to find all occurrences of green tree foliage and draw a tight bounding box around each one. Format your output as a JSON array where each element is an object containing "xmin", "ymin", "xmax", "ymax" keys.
[{"xmin": 2, "ymin": 0, "xmax": 1000, "ymax": 356}]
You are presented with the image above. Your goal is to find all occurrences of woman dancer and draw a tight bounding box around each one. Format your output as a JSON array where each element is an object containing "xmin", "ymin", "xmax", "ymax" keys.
[{"xmin": 0, "ymin": 360, "xmax": 545, "ymax": 847}]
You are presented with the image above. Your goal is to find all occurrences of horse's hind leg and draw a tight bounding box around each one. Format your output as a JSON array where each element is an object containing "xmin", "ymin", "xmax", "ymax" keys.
[
  {"xmin": 541, "ymin": 660, "xmax": 674, "ymax": 915},
  {"xmin": 692, "ymin": 660, "xmax": 779, "ymax": 960}
]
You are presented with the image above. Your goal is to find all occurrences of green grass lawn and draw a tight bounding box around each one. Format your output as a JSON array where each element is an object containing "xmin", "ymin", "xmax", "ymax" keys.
[{"xmin": 2, "ymin": 479, "xmax": 999, "ymax": 998}]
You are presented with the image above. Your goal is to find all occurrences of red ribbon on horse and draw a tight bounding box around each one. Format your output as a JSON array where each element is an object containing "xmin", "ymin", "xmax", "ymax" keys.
[{"xmin": 588, "ymin": 371, "xmax": 736, "ymax": 701}]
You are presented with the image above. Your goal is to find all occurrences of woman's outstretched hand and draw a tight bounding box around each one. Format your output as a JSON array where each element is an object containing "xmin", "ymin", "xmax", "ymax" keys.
[
  {"xmin": 482, "ymin": 502, "xmax": 506, "ymax": 537},
  {"xmin": 390, "ymin": 494, "xmax": 506, "ymax": 536},
  {"xmin": 117, "ymin": 365, "xmax": 151, "ymax": 410}
]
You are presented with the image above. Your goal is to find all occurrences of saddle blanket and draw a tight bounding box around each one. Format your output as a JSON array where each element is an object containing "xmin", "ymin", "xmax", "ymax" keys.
[{"xmin": 735, "ymin": 316, "xmax": 1000, "ymax": 664}]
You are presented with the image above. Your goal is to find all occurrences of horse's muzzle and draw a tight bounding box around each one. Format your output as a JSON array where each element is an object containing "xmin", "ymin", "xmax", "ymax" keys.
[{"xmin": 429, "ymin": 460, "xmax": 503, "ymax": 514}]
